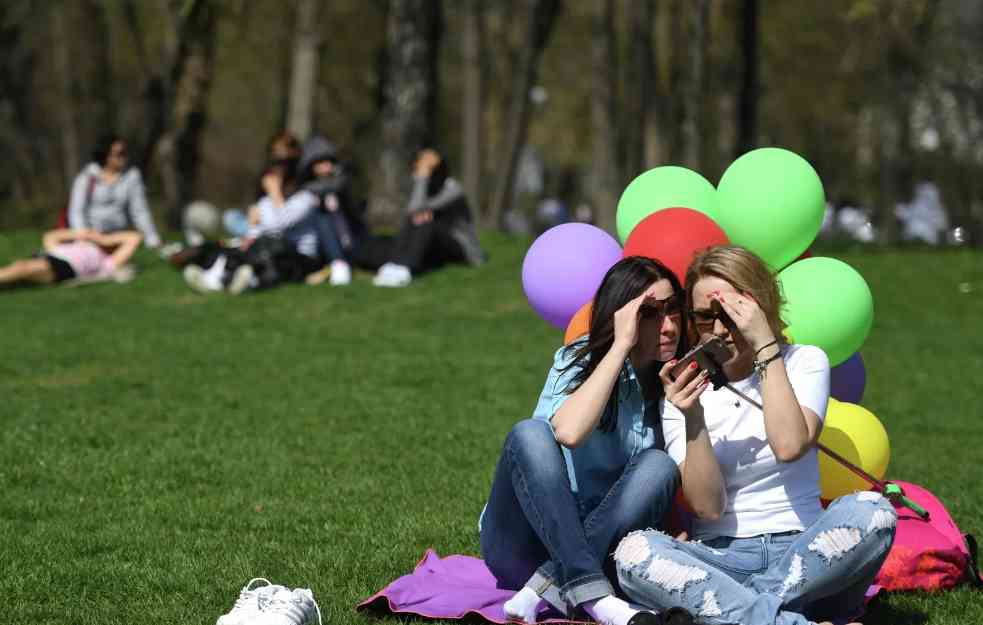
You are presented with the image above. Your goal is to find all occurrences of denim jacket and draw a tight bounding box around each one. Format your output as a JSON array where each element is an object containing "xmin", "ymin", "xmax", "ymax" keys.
[{"xmin": 533, "ymin": 343, "xmax": 664, "ymax": 517}]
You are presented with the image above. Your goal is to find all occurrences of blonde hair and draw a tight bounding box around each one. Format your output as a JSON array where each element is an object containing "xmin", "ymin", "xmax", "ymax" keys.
[{"xmin": 685, "ymin": 245, "xmax": 787, "ymax": 343}]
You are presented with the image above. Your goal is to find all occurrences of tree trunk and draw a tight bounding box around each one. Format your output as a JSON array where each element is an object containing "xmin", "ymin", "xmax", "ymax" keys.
[
  {"xmin": 51, "ymin": 4, "xmax": 80, "ymax": 188},
  {"xmin": 370, "ymin": 0, "xmax": 443, "ymax": 228},
  {"xmin": 682, "ymin": 0, "xmax": 709, "ymax": 169},
  {"xmin": 154, "ymin": 0, "xmax": 218, "ymax": 229},
  {"xmin": 486, "ymin": 0, "xmax": 562, "ymax": 230},
  {"xmin": 461, "ymin": 0, "xmax": 484, "ymax": 214},
  {"xmin": 736, "ymin": 0, "xmax": 758, "ymax": 157},
  {"xmin": 625, "ymin": 0, "xmax": 655, "ymax": 179},
  {"xmin": 590, "ymin": 0, "xmax": 619, "ymax": 234},
  {"xmin": 664, "ymin": 0, "xmax": 686, "ymax": 164},
  {"xmin": 286, "ymin": 0, "xmax": 322, "ymax": 142}
]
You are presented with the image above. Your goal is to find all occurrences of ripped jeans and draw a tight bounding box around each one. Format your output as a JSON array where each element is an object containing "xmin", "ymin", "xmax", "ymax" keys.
[{"xmin": 615, "ymin": 492, "xmax": 897, "ymax": 625}]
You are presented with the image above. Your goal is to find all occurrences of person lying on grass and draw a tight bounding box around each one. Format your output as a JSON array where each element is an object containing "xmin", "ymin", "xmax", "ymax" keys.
[
  {"xmin": 612, "ymin": 245, "xmax": 896, "ymax": 625},
  {"xmin": 0, "ymin": 228, "xmax": 140, "ymax": 290},
  {"xmin": 480, "ymin": 256, "xmax": 685, "ymax": 625}
]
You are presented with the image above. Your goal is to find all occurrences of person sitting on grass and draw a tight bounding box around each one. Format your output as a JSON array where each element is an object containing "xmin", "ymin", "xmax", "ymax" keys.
[
  {"xmin": 67, "ymin": 134, "xmax": 162, "ymax": 249},
  {"xmin": 479, "ymin": 256, "xmax": 684, "ymax": 625},
  {"xmin": 182, "ymin": 135, "xmax": 353, "ymax": 294},
  {"xmin": 0, "ymin": 228, "xmax": 141, "ymax": 289},
  {"xmin": 372, "ymin": 147, "xmax": 485, "ymax": 287},
  {"xmin": 613, "ymin": 245, "xmax": 896, "ymax": 625}
]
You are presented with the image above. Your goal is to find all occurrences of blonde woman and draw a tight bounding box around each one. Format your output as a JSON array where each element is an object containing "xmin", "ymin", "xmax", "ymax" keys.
[{"xmin": 613, "ymin": 246, "xmax": 895, "ymax": 625}]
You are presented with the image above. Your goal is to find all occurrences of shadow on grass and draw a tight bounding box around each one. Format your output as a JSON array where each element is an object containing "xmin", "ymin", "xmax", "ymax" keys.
[{"xmin": 864, "ymin": 596, "xmax": 929, "ymax": 625}]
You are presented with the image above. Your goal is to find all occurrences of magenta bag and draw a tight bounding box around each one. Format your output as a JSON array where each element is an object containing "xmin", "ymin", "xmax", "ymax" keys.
[{"xmin": 874, "ymin": 481, "xmax": 982, "ymax": 592}]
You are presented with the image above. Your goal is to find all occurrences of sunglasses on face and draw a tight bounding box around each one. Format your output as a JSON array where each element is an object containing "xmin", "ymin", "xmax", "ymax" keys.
[
  {"xmin": 689, "ymin": 299, "xmax": 734, "ymax": 332},
  {"xmin": 639, "ymin": 295, "xmax": 682, "ymax": 320}
]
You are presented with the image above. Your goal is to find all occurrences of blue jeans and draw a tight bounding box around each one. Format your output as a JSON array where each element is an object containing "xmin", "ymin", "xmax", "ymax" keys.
[
  {"xmin": 313, "ymin": 212, "xmax": 346, "ymax": 262},
  {"xmin": 615, "ymin": 492, "xmax": 898, "ymax": 625},
  {"xmin": 480, "ymin": 419, "xmax": 679, "ymax": 613}
]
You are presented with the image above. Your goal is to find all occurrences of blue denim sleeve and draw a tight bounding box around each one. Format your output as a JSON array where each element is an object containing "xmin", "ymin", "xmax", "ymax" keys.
[{"xmin": 531, "ymin": 343, "xmax": 586, "ymax": 424}]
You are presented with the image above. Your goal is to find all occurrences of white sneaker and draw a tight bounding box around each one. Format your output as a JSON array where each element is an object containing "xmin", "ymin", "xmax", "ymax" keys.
[
  {"xmin": 184, "ymin": 264, "xmax": 221, "ymax": 293},
  {"xmin": 227, "ymin": 265, "xmax": 255, "ymax": 295},
  {"xmin": 216, "ymin": 578, "xmax": 284, "ymax": 625},
  {"xmin": 372, "ymin": 263, "xmax": 411, "ymax": 287},
  {"xmin": 256, "ymin": 587, "xmax": 323, "ymax": 625},
  {"xmin": 329, "ymin": 259, "xmax": 351, "ymax": 286}
]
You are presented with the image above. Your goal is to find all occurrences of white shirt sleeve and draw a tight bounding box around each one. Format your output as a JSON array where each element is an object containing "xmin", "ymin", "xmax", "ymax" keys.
[
  {"xmin": 661, "ymin": 399, "xmax": 687, "ymax": 465},
  {"xmin": 785, "ymin": 344, "xmax": 831, "ymax": 421},
  {"xmin": 254, "ymin": 190, "xmax": 317, "ymax": 234}
]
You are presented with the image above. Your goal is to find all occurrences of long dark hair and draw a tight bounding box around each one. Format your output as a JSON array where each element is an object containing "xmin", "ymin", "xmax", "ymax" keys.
[
  {"xmin": 560, "ymin": 256, "xmax": 686, "ymax": 432},
  {"xmin": 91, "ymin": 134, "xmax": 127, "ymax": 167}
]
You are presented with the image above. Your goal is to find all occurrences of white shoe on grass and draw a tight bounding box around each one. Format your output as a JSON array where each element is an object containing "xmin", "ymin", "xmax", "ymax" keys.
[
  {"xmin": 372, "ymin": 262, "xmax": 411, "ymax": 287},
  {"xmin": 329, "ymin": 259, "xmax": 351, "ymax": 286},
  {"xmin": 216, "ymin": 578, "xmax": 284, "ymax": 625},
  {"xmin": 256, "ymin": 587, "xmax": 323, "ymax": 625},
  {"xmin": 227, "ymin": 265, "xmax": 255, "ymax": 295},
  {"xmin": 184, "ymin": 265, "xmax": 221, "ymax": 293}
]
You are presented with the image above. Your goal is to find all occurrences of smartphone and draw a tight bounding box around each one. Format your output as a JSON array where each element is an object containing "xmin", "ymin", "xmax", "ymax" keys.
[{"xmin": 670, "ymin": 335, "xmax": 731, "ymax": 382}]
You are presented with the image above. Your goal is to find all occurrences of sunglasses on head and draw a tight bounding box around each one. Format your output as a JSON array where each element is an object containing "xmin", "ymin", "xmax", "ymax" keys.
[{"xmin": 639, "ymin": 295, "xmax": 682, "ymax": 319}]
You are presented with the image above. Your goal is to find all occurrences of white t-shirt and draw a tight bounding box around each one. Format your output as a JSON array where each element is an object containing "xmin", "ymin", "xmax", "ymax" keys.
[{"xmin": 662, "ymin": 344, "xmax": 830, "ymax": 539}]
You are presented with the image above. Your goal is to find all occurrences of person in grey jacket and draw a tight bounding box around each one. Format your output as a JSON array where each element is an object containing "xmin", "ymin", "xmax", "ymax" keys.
[
  {"xmin": 373, "ymin": 148, "xmax": 486, "ymax": 287},
  {"xmin": 67, "ymin": 135, "xmax": 162, "ymax": 248}
]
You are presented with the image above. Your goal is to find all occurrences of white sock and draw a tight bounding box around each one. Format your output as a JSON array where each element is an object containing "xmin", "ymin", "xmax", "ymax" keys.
[
  {"xmin": 504, "ymin": 586, "xmax": 544, "ymax": 624},
  {"xmin": 202, "ymin": 255, "xmax": 227, "ymax": 289},
  {"xmin": 582, "ymin": 595, "xmax": 638, "ymax": 625}
]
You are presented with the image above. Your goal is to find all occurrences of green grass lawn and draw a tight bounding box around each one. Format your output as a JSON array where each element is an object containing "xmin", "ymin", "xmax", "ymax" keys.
[{"xmin": 1, "ymin": 231, "xmax": 981, "ymax": 625}]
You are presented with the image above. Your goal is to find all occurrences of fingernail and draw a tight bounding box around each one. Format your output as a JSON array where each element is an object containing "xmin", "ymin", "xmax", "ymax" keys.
[{"xmin": 689, "ymin": 362, "xmax": 697, "ymax": 369}]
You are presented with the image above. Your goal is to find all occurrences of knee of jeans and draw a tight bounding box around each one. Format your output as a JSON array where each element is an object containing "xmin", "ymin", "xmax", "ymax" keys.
[
  {"xmin": 837, "ymin": 491, "xmax": 899, "ymax": 534},
  {"xmin": 634, "ymin": 449, "xmax": 681, "ymax": 487},
  {"xmin": 614, "ymin": 529, "xmax": 675, "ymax": 570},
  {"xmin": 508, "ymin": 419, "xmax": 558, "ymax": 456}
]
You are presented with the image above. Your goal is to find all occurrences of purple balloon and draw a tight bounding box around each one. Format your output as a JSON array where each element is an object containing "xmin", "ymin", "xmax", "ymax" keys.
[
  {"xmin": 830, "ymin": 352, "xmax": 866, "ymax": 404},
  {"xmin": 522, "ymin": 223, "xmax": 623, "ymax": 328}
]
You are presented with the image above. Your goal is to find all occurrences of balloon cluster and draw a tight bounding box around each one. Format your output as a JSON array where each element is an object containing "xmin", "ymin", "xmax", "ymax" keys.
[{"xmin": 521, "ymin": 147, "xmax": 887, "ymax": 502}]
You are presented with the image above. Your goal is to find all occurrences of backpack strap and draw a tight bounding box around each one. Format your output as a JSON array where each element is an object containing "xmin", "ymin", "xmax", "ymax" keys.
[{"xmin": 965, "ymin": 534, "xmax": 983, "ymax": 588}]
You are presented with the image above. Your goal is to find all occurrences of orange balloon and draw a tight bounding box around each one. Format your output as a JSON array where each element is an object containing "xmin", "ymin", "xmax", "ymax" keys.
[{"xmin": 564, "ymin": 301, "xmax": 593, "ymax": 344}]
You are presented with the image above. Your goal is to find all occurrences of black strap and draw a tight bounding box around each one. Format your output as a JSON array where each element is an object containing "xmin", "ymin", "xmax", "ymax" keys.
[{"xmin": 965, "ymin": 534, "xmax": 983, "ymax": 588}]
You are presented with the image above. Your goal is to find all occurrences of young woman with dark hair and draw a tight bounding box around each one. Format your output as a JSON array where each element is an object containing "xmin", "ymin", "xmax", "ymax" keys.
[
  {"xmin": 67, "ymin": 134, "xmax": 161, "ymax": 248},
  {"xmin": 613, "ymin": 246, "xmax": 896, "ymax": 625},
  {"xmin": 479, "ymin": 256, "xmax": 685, "ymax": 625}
]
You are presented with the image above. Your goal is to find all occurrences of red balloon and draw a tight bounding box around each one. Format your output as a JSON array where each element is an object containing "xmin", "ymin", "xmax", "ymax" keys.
[{"xmin": 623, "ymin": 207, "xmax": 729, "ymax": 284}]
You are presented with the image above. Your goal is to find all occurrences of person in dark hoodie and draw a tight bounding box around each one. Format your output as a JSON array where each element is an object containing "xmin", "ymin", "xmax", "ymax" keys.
[{"xmin": 372, "ymin": 147, "xmax": 485, "ymax": 287}]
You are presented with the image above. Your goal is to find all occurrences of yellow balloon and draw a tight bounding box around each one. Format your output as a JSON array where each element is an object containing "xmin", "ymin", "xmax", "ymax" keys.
[{"xmin": 818, "ymin": 399, "xmax": 890, "ymax": 501}]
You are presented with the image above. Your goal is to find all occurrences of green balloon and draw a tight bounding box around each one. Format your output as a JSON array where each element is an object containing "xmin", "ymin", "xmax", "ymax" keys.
[
  {"xmin": 616, "ymin": 166, "xmax": 718, "ymax": 243},
  {"xmin": 779, "ymin": 257, "xmax": 873, "ymax": 366},
  {"xmin": 716, "ymin": 147, "xmax": 825, "ymax": 270}
]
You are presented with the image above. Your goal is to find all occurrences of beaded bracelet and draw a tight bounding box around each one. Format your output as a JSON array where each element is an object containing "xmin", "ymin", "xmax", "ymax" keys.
[{"xmin": 752, "ymin": 349, "xmax": 783, "ymax": 377}]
